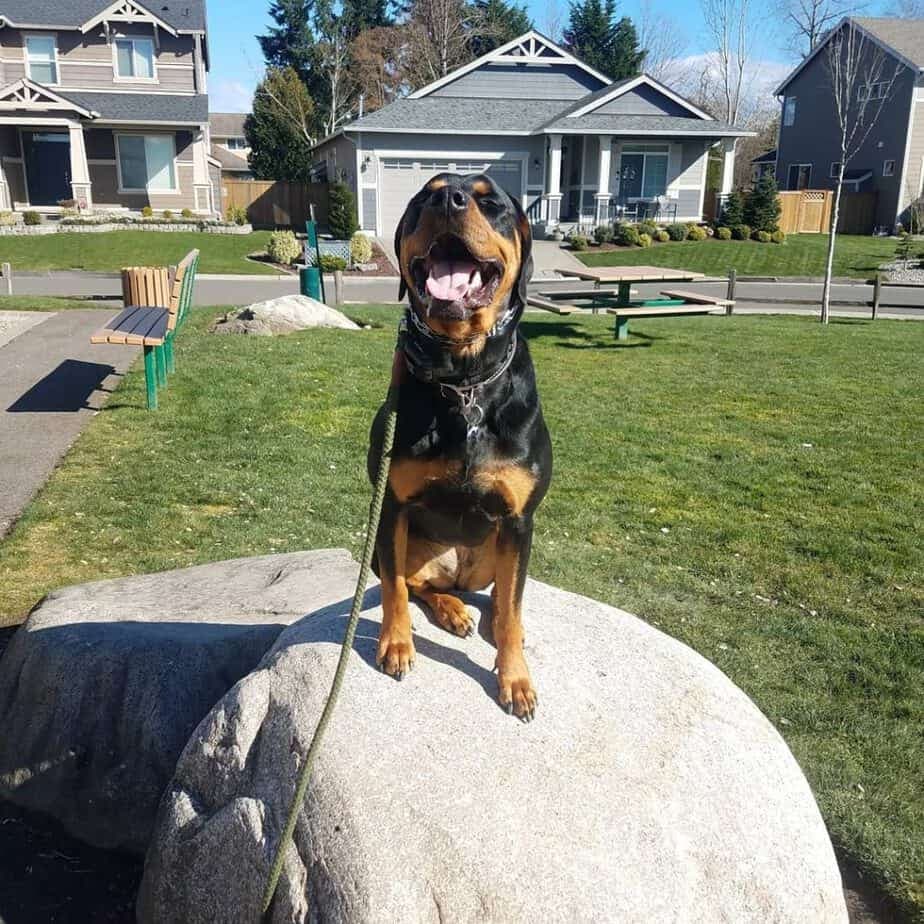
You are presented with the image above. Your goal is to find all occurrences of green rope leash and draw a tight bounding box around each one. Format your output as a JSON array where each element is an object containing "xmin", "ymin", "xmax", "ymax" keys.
[{"xmin": 260, "ymin": 377, "xmax": 399, "ymax": 918}]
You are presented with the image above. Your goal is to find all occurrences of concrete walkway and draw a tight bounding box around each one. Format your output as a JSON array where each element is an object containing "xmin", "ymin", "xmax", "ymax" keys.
[{"xmin": 0, "ymin": 310, "xmax": 137, "ymax": 537}]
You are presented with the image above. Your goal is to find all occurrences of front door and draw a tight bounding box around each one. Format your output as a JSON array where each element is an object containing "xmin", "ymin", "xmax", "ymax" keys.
[
  {"xmin": 22, "ymin": 131, "xmax": 72, "ymax": 206},
  {"xmin": 618, "ymin": 154, "xmax": 644, "ymax": 202}
]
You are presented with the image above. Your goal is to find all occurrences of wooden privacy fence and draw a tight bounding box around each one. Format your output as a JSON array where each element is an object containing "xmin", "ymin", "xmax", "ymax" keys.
[
  {"xmin": 777, "ymin": 189, "xmax": 877, "ymax": 235},
  {"xmin": 221, "ymin": 180, "xmax": 329, "ymax": 229}
]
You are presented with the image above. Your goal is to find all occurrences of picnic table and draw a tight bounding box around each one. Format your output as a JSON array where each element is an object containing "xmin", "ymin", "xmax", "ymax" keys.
[{"xmin": 528, "ymin": 264, "xmax": 732, "ymax": 340}]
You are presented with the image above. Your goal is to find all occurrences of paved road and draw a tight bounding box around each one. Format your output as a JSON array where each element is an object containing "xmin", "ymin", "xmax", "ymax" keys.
[
  {"xmin": 0, "ymin": 309, "xmax": 137, "ymax": 537},
  {"xmin": 10, "ymin": 270, "xmax": 924, "ymax": 319}
]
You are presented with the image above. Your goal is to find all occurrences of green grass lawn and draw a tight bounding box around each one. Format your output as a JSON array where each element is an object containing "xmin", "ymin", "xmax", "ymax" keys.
[
  {"xmin": 0, "ymin": 231, "xmax": 280, "ymax": 275},
  {"xmin": 578, "ymin": 233, "xmax": 898, "ymax": 279},
  {"xmin": 0, "ymin": 306, "xmax": 921, "ymax": 916},
  {"xmin": 0, "ymin": 296, "xmax": 103, "ymax": 311}
]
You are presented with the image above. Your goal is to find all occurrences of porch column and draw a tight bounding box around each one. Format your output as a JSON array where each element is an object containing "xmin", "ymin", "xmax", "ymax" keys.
[
  {"xmin": 543, "ymin": 133, "xmax": 563, "ymax": 224},
  {"xmin": 594, "ymin": 134, "xmax": 612, "ymax": 224},
  {"xmin": 192, "ymin": 128, "xmax": 213, "ymax": 215},
  {"xmin": 68, "ymin": 122, "xmax": 92, "ymax": 211},
  {"xmin": 720, "ymin": 138, "xmax": 737, "ymax": 195}
]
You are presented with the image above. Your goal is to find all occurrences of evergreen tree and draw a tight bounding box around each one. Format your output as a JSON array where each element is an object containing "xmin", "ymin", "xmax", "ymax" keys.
[
  {"xmin": 328, "ymin": 182, "xmax": 359, "ymax": 239},
  {"xmin": 259, "ymin": 0, "xmax": 327, "ymax": 108},
  {"xmin": 743, "ymin": 172, "xmax": 782, "ymax": 232},
  {"xmin": 563, "ymin": 0, "xmax": 646, "ymax": 80},
  {"xmin": 720, "ymin": 189, "xmax": 745, "ymax": 226},
  {"xmin": 609, "ymin": 16, "xmax": 645, "ymax": 79},
  {"xmin": 342, "ymin": 0, "xmax": 394, "ymax": 39},
  {"xmin": 245, "ymin": 68, "xmax": 316, "ymax": 182},
  {"xmin": 469, "ymin": 0, "xmax": 533, "ymax": 58}
]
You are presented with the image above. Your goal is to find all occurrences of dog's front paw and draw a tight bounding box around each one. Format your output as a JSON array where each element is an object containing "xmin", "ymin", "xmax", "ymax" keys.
[
  {"xmin": 496, "ymin": 652, "xmax": 537, "ymax": 722},
  {"xmin": 376, "ymin": 632, "xmax": 416, "ymax": 681}
]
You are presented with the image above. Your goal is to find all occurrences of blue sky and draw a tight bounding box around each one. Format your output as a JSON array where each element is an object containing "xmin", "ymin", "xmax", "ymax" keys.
[{"xmin": 206, "ymin": 0, "xmax": 886, "ymax": 114}]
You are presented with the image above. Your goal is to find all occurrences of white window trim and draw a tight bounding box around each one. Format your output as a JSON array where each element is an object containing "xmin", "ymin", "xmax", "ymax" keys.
[
  {"xmin": 24, "ymin": 33, "xmax": 60, "ymax": 87},
  {"xmin": 783, "ymin": 96, "xmax": 797, "ymax": 127},
  {"xmin": 882, "ymin": 159, "xmax": 895, "ymax": 177},
  {"xmin": 788, "ymin": 162, "xmax": 813, "ymax": 190},
  {"xmin": 830, "ymin": 161, "xmax": 841, "ymax": 178},
  {"xmin": 111, "ymin": 36, "xmax": 158, "ymax": 83},
  {"xmin": 115, "ymin": 132, "xmax": 179, "ymax": 194}
]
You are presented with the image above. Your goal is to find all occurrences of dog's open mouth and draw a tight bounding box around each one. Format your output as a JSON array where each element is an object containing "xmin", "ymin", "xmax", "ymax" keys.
[{"xmin": 410, "ymin": 234, "xmax": 502, "ymax": 321}]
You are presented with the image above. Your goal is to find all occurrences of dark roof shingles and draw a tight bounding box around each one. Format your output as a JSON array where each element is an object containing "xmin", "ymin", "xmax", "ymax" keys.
[
  {"xmin": 66, "ymin": 91, "xmax": 209, "ymax": 123},
  {"xmin": 0, "ymin": 0, "xmax": 206, "ymax": 31}
]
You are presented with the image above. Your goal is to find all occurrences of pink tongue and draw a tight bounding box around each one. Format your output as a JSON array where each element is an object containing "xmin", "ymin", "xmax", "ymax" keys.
[{"xmin": 426, "ymin": 259, "xmax": 476, "ymax": 301}]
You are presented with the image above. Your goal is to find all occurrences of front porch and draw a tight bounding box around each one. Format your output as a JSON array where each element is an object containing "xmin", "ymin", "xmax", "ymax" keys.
[{"xmin": 530, "ymin": 132, "xmax": 737, "ymax": 231}]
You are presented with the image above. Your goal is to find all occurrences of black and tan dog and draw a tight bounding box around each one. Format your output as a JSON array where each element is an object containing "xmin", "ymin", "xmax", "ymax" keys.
[{"xmin": 368, "ymin": 173, "xmax": 552, "ymax": 720}]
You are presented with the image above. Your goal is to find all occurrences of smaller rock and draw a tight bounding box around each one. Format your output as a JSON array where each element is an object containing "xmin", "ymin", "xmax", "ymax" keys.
[
  {"xmin": 210, "ymin": 295, "xmax": 359, "ymax": 335},
  {"xmin": 355, "ymin": 262, "xmax": 378, "ymax": 272}
]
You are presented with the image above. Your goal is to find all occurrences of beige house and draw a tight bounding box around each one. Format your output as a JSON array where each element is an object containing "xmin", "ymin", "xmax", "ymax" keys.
[
  {"xmin": 0, "ymin": 0, "xmax": 218, "ymax": 215},
  {"xmin": 210, "ymin": 112, "xmax": 252, "ymax": 179}
]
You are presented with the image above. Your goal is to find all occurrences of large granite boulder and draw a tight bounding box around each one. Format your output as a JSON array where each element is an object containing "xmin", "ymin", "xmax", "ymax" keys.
[
  {"xmin": 210, "ymin": 295, "xmax": 360, "ymax": 335},
  {"xmin": 139, "ymin": 576, "xmax": 847, "ymax": 923},
  {"xmin": 0, "ymin": 549, "xmax": 358, "ymax": 852}
]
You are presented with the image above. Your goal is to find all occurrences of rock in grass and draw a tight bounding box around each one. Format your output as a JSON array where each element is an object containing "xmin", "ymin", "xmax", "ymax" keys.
[
  {"xmin": 0, "ymin": 550, "xmax": 358, "ymax": 852},
  {"xmin": 138, "ymin": 574, "xmax": 847, "ymax": 923},
  {"xmin": 210, "ymin": 295, "xmax": 360, "ymax": 335}
]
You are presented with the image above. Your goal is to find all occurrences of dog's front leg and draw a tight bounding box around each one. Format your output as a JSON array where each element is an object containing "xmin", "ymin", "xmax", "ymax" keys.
[
  {"xmin": 492, "ymin": 516, "xmax": 537, "ymax": 720},
  {"xmin": 376, "ymin": 499, "xmax": 415, "ymax": 679}
]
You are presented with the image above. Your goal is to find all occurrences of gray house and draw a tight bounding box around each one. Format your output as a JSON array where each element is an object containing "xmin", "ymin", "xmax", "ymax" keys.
[
  {"xmin": 312, "ymin": 31, "xmax": 750, "ymax": 239},
  {"xmin": 0, "ymin": 0, "xmax": 218, "ymax": 215},
  {"xmin": 774, "ymin": 16, "xmax": 924, "ymax": 229}
]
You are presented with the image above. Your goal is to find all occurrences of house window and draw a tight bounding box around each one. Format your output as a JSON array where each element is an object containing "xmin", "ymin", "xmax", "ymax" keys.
[
  {"xmin": 883, "ymin": 159, "xmax": 895, "ymax": 176},
  {"xmin": 787, "ymin": 163, "xmax": 812, "ymax": 190},
  {"xmin": 783, "ymin": 96, "xmax": 797, "ymax": 127},
  {"xmin": 830, "ymin": 162, "xmax": 842, "ymax": 178},
  {"xmin": 114, "ymin": 38, "xmax": 155, "ymax": 79},
  {"xmin": 25, "ymin": 35, "xmax": 58, "ymax": 85},
  {"xmin": 225, "ymin": 137, "xmax": 247, "ymax": 151},
  {"xmin": 117, "ymin": 134, "xmax": 177, "ymax": 191},
  {"xmin": 620, "ymin": 144, "xmax": 669, "ymax": 199},
  {"xmin": 858, "ymin": 82, "xmax": 888, "ymax": 102}
]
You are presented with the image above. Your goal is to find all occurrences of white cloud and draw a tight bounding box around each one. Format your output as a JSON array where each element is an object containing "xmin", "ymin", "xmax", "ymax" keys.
[{"xmin": 209, "ymin": 79, "xmax": 256, "ymax": 113}]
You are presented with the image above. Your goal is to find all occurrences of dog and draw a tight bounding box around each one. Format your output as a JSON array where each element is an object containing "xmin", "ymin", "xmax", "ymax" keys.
[{"xmin": 368, "ymin": 173, "xmax": 552, "ymax": 721}]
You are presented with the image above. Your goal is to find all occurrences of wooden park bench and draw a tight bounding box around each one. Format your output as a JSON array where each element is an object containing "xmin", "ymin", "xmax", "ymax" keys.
[
  {"xmin": 91, "ymin": 249, "xmax": 200, "ymax": 409},
  {"xmin": 606, "ymin": 302, "xmax": 725, "ymax": 341},
  {"xmin": 528, "ymin": 288, "xmax": 638, "ymax": 315}
]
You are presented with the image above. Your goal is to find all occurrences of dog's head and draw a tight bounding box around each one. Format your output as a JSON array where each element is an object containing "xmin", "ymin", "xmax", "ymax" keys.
[{"xmin": 395, "ymin": 173, "xmax": 533, "ymax": 343}]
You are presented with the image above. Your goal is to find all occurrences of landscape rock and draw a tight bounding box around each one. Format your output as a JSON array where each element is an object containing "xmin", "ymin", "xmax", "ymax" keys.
[
  {"xmin": 0, "ymin": 549, "xmax": 359, "ymax": 852},
  {"xmin": 139, "ymin": 572, "xmax": 847, "ymax": 923},
  {"xmin": 210, "ymin": 295, "xmax": 360, "ymax": 335}
]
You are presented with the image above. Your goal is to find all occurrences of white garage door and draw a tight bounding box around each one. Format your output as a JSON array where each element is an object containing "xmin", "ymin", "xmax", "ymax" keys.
[{"xmin": 378, "ymin": 157, "xmax": 524, "ymax": 238}]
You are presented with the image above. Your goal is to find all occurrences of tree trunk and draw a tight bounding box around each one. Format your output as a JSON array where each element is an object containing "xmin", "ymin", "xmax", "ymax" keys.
[{"xmin": 820, "ymin": 174, "xmax": 844, "ymax": 324}]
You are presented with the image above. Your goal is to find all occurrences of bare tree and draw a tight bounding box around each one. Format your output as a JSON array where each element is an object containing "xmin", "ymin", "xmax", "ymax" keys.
[
  {"xmin": 253, "ymin": 66, "xmax": 317, "ymax": 146},
  {"xmin": 540, "ymin": 0, "xmax": 565, "ymax": 43},
  {"xmin": 317, "ymin": 21, "xmax": 352, "ymax": 136},
  {"xmin": 700, "ymin": 0, "xmax": 757, "ymax": 125},
  {"xmin": 638, "ymin": 0, "xmax": 689, "ymax": 84},
  {"xmin": 784, "ymin": 0, "xmax": 862, "ymax": 57},
  {"xmin": 350, "ymin": 27, "xmax": 407, "ymax": 114},
  {"xmin": 820, "ymin": 21, "xmax": 902, "ymax": 322},
  {"xmin": 401, "ymin": 0, "xmax": 480, "ymax": 88}
]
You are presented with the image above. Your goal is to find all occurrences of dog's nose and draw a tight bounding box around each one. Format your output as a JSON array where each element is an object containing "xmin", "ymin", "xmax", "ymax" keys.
[{"xmin": 449, "ymin": 188, "xmax": 468, "ymax": 213}]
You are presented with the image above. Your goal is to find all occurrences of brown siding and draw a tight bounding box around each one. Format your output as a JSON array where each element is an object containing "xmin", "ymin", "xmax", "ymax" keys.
[
  {"xmin": 902, "ymin": 99, "xmax": 924, "ymax": 219},
  {"xmin": 90, "ymin": 162, "xmax": 197, "ymax": 211}
]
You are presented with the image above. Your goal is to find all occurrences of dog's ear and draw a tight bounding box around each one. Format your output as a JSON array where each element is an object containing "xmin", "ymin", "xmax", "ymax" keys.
[
  {"xmin": 512, "ymin": 195, "xmax": 533, "ymax": 307},
  {"xmin": 394, "ymin": 211, "xmax": 407, "ymax": 302}
]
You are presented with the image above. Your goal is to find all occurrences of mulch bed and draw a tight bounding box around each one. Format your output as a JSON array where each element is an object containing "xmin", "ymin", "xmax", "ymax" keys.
[{"xmin": 246, "ymin": 241, "xmax": 397, "ymax": 277}]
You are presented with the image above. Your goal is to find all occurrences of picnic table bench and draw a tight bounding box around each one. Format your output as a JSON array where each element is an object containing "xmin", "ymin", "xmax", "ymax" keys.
[{"xmin": 91, "ymin": 249, "xmax": 199, "ymax": 409}]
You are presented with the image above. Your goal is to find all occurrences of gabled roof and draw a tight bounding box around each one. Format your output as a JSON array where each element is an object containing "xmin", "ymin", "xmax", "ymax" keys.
[
  {"xmin": 211, "ymin": 113, "xmax": 248, "ymax": 137},
  {"xmin": 66, "ymin": 91, "xmax": 208, "ymax": 123},
  {"xmin": 0, "ymin": 78, "xmax": 99, "ymax": 117},
  {"xmin": 408, "ymin": 30, "xmax": 610, "ymax": 100},
  {"xmin": 774, "ymin": 16, "xmax": 924, "ymax": 95},
  {"xmin": 563, "ymin": 74, "xmax": 714, "ymax": 120},
  {"xmin": 80, "ymin": 0, "xmax": 177, "ymax": 36},
  {"xmin": 543, "ymin": 114, "xmax": 748, "ymax": 136},
  {"xmin": 211, "ymin": 146, "xmax": 250, "ymax": 172},
  {"xmin": 0, "ymin": 0, "xmax": 206, "ymax": 32}
]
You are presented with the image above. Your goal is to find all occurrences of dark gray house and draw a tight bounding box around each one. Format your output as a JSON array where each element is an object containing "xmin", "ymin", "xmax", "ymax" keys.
[
  {"xmin": 774, "ymin": 16, "xmax": 924, "ymax": 229},
  {"xmin": 312, "ymin": 31, "xmax": 751, "ymax": 239},
  {"xmin": 0, "ymin": 0, "xmax": 218, "ymax": 215}
]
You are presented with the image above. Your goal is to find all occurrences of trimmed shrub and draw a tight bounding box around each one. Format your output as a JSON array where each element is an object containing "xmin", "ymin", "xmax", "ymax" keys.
[
  {"xmin": 0, "ymin": 211, "xmax": 17, "ymax": 226},
  {"xmin": 688, "ymin": 225, "xmax": 707, "ymax": 241},
  {"xmin": 716, "ymin": 226, "xmax": 732, "ymax": 240},
  {"xmin": 731, "ymin": 224, "xmax": 751, "ymax": 241},
  {"xmin": 666, "ymin": 223, "xmax": 688, "ymax": 241},
  {"xmin": 656, "ymin": 230, "xmax": 670, "ymax": 243},
  {"xmin": 316, "ymin": 254, "xmax": 348, "ymax": 272},
  {"xmin": 637, "ymin": 232, "xmax": 652, "ymax": 248},
  {"xmin": 162, "ymin": 210, "xmax": 174, "ymax": 220},
  {"xmin": 720, "ymin": 189, "xmax": 745, "ymax": 227},
  {"xmin": 328, "ymin": 182, "xmax": 358, "ymax": 239},
  {"xmin": 350, "ymin": 231, "xmax": 373, "ymax": 265},
  {"xmin": 638, "ymin": 220, "xmax": 659, "ymax": 237},
  {"xmin": 141, "ymin": 206, "xmax": 154, "ymax": 218},
  {"xmin": 770, "ymin": 229, "xmax": 786, "ymax": 244},
  {"xmin": 267, "ymin": 230, "xmax": 301, "ymax": 265},
  {"xmin": 744, "ymin": 172, "xmax": 782, "ymax": 232},
  {"xmin": 181, "ymin": 208, "xmax": 194, "ymax": 219},
  {"xmin": 225, "ymin": 204, "xmax": 248, "ymax": 226},
  {"xmin": 755, "ymin": 230, "xmax": 772, "ymax": 243},
  {"xmin": 23, "ymin": 211, "xmax": 42, "ymax": 226},
  {"xmin": 567, "ymin": 233, "xmax": 589, "ymax": 251},
  {"xmin": 615, "ymin": 223, "xmax": 640, "ymax": 246},
  {"xmin": 593, "ymin": 224, "xmax": 614, "ymax": 245}
]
